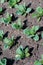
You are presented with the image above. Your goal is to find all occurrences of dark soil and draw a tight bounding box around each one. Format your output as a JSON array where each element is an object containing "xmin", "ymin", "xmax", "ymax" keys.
[{"xmin": 0, "ymin": 0, "xmax": 43, "ymax": 65}]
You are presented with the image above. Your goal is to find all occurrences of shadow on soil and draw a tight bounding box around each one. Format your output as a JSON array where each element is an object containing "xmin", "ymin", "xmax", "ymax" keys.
[{"xmin": 6, "ymin": 58, "xmax": 14, "ymax": 65}]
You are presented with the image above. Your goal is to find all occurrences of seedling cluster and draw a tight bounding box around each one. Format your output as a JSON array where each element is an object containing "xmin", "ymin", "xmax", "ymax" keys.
[
  {"xmin": 15, "ymin": 45, "xmax": 30, "ymax": 60},
  {"xmin": 32, "ymin": 6, "xmax": 43, "ymax": 21},
  {"xmin": 15, "ymin": 3, "xmax": 31, "ymax": 15},
  {"xmin": 0, "ymin": 0, "xmax": 43, "ymax": 65}
]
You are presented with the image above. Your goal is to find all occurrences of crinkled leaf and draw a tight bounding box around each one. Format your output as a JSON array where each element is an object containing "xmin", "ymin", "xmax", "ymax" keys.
[
  {"xmin": 0, "ymin": 58, "xmax": 7, "ymax": 65},
  {"xmin": 3, "ymin": 37, "xmax": 14, "ymax": 50},
  {"xmin": 11, "ymin": 18, "xmax": 22, "ymax": 29},
  {"xmin": 36, "ymin": 6, "xmax": 43, "ymax": 14},
  {"xmin": 34, "ymin": 60, "xmax": 42, "ymax": 65},
  {"xmin": 26, "ymin": 8, "xmax": 31, "ymax": 13},
  {"xmin": 0, "ymin": 30, "xmax": 4, "ymax": 40},
  {"xmin": 33, "ymin": 34, "xmax": 39, "ymax": 41},
  {"xmin": 0, "ymin": 18, "xmax": 4, "ymax": 24},
  {"xmin": 0, "ymin": 7, "xmax": 3, "ymax": 13}
]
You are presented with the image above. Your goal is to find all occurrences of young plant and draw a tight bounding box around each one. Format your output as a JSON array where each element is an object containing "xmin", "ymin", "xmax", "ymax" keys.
[
  {"xmin": 0, "ymin": 58, "xmax": 7, "ymax": 65},
  {"xmin": 3, "ymin": 36, "xmax": 14, "ymax": 50},
  {"xmin": 0, "ymin": 7, "xmax": 3, "ymax": 13},
  {"xmin": 15, "ymin": 3, "xmax": 31, "ymax": 15},
  {"xmin": 23, "ymin": 26, "xmax": 39, "ymax": 41},
  {"xmin": 9, "ymin": 0, "xmax": 20, "ymax": 7},
  {"xmin": 0, "ymin": 30, "xmax": 4, "ymax": 41},
  {"xmin": 32, "ymin": 6, "xmax": 43, "ymax": 21},
  {"xmin": 34, "ymin": 54, "xmax": 43, "ymax": 65},
  {"xmin": 3, "ymin": 12, "xmax": 12, "ymax": 24},
  {"xmin": 15, "ymin": 45, "xmax": 30, "ymax": 61},
  {"xmin": 11, "ymin": 18, "xmax": 23, "ymax": 29},
  {"xmin": 0, "ymin": 12, "xmax": 12, "ymax": 24}
]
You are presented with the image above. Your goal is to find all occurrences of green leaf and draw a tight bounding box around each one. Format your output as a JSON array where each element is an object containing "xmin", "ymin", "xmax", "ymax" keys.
[
  {"xmin": 0, "ymin": 58, "xmax": 7, "ymax": 65},
  {"xmin": 34, "ymin": 60, "xmax": 42, "ymax": 65},
  {"xmin": 33, "ymin": 34, "xmax": 39, "ymax": 41},
  {"xmin": 26, "ymin": 8, "xmax": 31, "ymax": 13},
  {"xmin": 3, "ymin": 12, "xmax": 12, "ymax": 24},
  {"xmin": 0, "ymin": 0, "xmax": 5, "ymax": 4},
  {"xmin": 0, "ymin": 30, "xmax": 4, "ymax": 40},
  {"xmin": 0, "ymin": 7, "xmax": 3, "ymax": 13},
  {"xmin": 9, "ymin": 0, "xmax": 20, "ymax": 7},
  {"xmin": 11, "ymin": 18, "xmax": 23, "ymax": 29},
  {"xmin": 17, "ymin": 0, "xmax": 20, "ymax": 2},
  {"xmin": 16, "ymin": 45, "xmax": 24, "ymax": 55},
  {"xmin": 16, "ymin": 10, "xmax": 22, "ymax": 15},
  {"xmin": 36, "ymin": 6, "xmax": 43, "ymax": 14},
  {"xmin": 25, "ymin": 47, "xmax": 29, "ymax": 54},
  {"xmin": 3, "ymin": 37, "xmax": 14, "ymax": 50},
  {"xmin": 32, "ymin": 13, "xmax": 39, "ymax": 18},
  {"xmin": 0, "ymin": 18, "xmax": 4, "ymax": 24},
  {"xmin": 15, "ymin": 54, "xmax": 21, "ymax": 60}
]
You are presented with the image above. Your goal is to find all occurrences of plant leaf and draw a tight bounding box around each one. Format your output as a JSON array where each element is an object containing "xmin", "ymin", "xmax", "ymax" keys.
[
  {"xmin": 33, "ymin": 34, "xmax": 39, "ymax": 41},
  {"xmin": 26, "ymin": 8, "xmax": 31, "ymax": 13},
  {"xmin": 34, "ymin": 60, "xmax": 42, "ymax": 65}
]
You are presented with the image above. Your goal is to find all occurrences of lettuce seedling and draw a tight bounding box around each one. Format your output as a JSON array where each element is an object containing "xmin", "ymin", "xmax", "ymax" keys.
[
  {"xmin": 0, "ymin": 58, "xmax": 7, "ymax": 65},
  {"xmin": 0, "ymin": 12, "xmax": 12, "ymax": 24},
  {"xmin": 11, "ymin": 18, "xmax": 23, "ymax": 29},
  {"xmin": 3, "ymin": 36, "xmax": 14, "ymax": 50},
  {"xmin": 34, "ymin": 54, "xmax": 43, "ymax": 65},
  {"xmin": 15, "ymin": 45, "xmax": 30, "ymax": 60},
  {"xmin": 32, "ymin": 6, "xmax": 43, "ymax": 21},
  {"xmin": 0, "ymin": 7, "xmax": 3, "ymax": 13},
  {"xmin": 9, "ymin": 0, "xmax": 20, "ymax": 7},
  {"xmin": 23, "ymin": 26, "xmax": 39, "ymax": 41},
  {"xmin": 15, "ymin": 3, "xmax": 31, "ymax": 15},
  {"xmin": 0, "ymin": 30, "xmax": 4, "ymax": 41},
  {"xmin": 3, "ymin": 12, "xmax": 12, "ymax": 24}
]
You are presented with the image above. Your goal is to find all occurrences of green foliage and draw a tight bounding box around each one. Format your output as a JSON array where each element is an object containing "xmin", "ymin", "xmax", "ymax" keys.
[
  {"xmin": 15, "ymin": 45, "xmax": 30, "ymax": 60},
  {"xmin": 0, "ymin": 58, "xmax": 7, "ymax": 65},
  {"xmin": 0, "ymin": 7, "xmax": 3, "ymax": 13},
  {"xmin": 0, "ymin": 12, "xmax": 12, "ymax": 24},
  {"xmin": 15, "ymin": 3, "xmax": 31, "ymax": 15},
  {"xmin": 34, "ymin": 60, "xmax": 42, "ymax": 65},
  {"xmin": 11, "ymin": 18, "xmax": 23, "ymax": 29},
  {"xmin": 0, "ymin": 30, "xmax": 4, "ymax": 41},
  {"xmin": 32, "ymin": 6, "xmax": 43, "ymax": 21},
  {"xmin": 34, "ymin": 54, "xmax": 43, "ymax": 65},
  {"xmin": 3, "ymin": 36, "xmax": 14, "ymax": 50},
  {"xmin": 23, "ymin": 26, "xmax": 39, "ymax": 41},
  {"xmin": 9, "ymin": 0, "xmax": 20, "ymax": 7},
  {"xmin": 0, "ymin": 0, "xmax": 5, "ymax": 4},
  {"xmin": 3, "ymin": 12, "xmax": 12, "ymax": 24}
]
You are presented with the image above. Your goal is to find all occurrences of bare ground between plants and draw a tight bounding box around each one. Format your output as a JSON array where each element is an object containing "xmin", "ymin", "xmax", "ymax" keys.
[{"xmin": 0, "ymin": 0, "xmax": 43, "ymax": 65}]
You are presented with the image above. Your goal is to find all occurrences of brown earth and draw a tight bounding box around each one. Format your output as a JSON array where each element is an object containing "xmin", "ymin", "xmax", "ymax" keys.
[{"xmin": 0, "ymin": 0, "xmax": 43, "ymax": 65}]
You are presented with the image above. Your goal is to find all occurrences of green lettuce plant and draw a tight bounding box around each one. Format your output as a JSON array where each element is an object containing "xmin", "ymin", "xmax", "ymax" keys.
[
  {"xmin": 34, "ymin": 54, "xmax": 43, "ymax": 65},
  {"xmin": 0, "ymin": 12, "xmax": 12, "ymax": 24},
  {"xmin": 0, "ymin": 58, "xmax": 7, "ymax": 65},
  {"xmin": 32, "ymin": 6, "xmax": 43, "ymax": 21},
  {"xmin": 15, "ymin": 45, "xmax": 30, "ymax": 61},
  {"xmin": 15, "ymin": 3, "xmax": 31, "ymax": 15},
  {"xmin": 3, "ymin": 36, "xmax": 14, "ymax": 50},
  {"xmin": 0, "ymin": 30, "xmax": 4, "ymax": 41},
  {"xmin": 23, "ymin": 26, "xmax": 39, "ymax": 41},
  {"xmin": 9, "ymin": 0, "xmax": 20, "ymax": 7},
  {"xmin": 11, "ymin": 18, "xmax": 23, "ymax": 29},
  {"xmin": 0, "ymin": 7, "xmax": 3, "ymax": 13}
]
